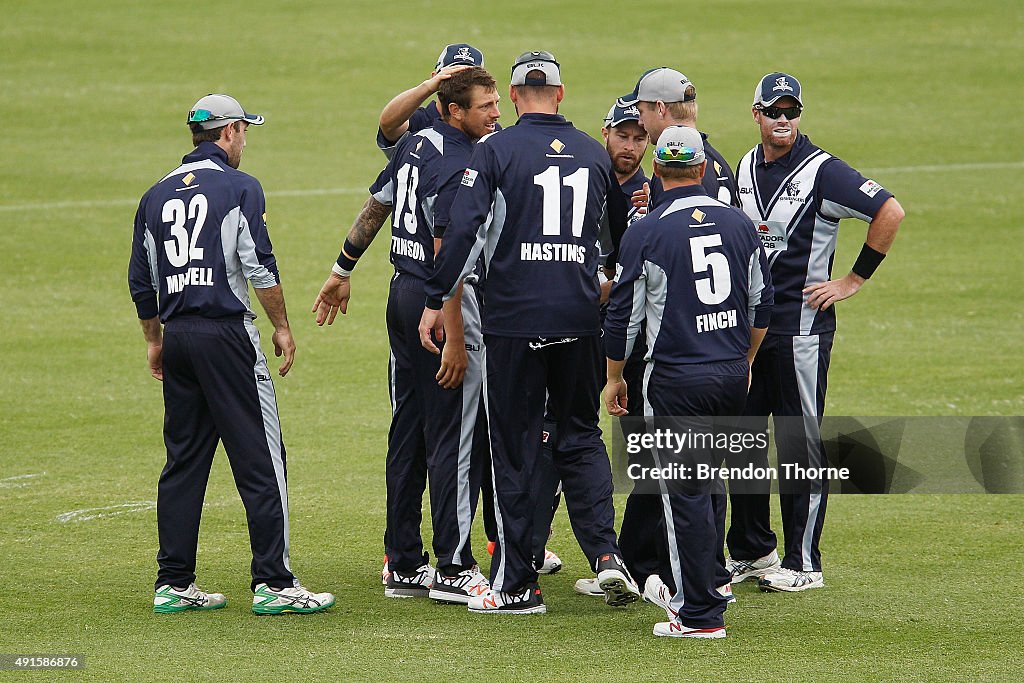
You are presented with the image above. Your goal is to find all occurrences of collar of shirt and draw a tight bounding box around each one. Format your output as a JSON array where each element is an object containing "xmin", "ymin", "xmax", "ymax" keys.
[
  {"xmin": 755, "ymin": 133, "xmax": 809, "ymax": 169},
  {"xmin": 657, "ymin": 183, "xmax": 710, "ymax": 203},
  {"xmin": 183, "ymin": 141, "xmax": 229, "ymax": 165},
  {"xmin": 516, "ymin": 112, "xmax": 568, "ymax": 126},
  {"xmin": 432, "ymin": 119, "xmax": 474, "ymax": 145}
]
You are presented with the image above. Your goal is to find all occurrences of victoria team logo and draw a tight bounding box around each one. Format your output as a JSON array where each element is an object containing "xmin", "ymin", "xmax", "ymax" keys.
[
  {"xmin": 784, "ymin": 180, "xmax": 801, "ymax": 197},
  {"xmin": 456, "ymin": 47, "xmax": 475, "ymax": 63},
  {"xmin": 774, "ymin": 77, "xmax": 794, "ymax": 92}
]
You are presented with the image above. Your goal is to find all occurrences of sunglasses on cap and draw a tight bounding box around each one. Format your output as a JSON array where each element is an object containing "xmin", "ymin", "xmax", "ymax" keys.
[
  {"xmin": 756, "ymin": 104, "xmax": 802, "ymax": 120},
  {"xmin": 188, "ymin": 109, "xmax": 241, "ymax": 124},
  {"xmin": 654, "ymin": 145, "xmax": 702, "ymax": 164}
]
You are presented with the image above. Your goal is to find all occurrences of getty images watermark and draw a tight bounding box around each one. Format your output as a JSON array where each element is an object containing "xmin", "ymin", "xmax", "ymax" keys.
[
  {"xmin": 624, "ymin": 427, "xmax": 850, "ymax": 483},
  {"xmin": 609, "ymin": 416, "xmax": 1024, "ymax": 494}
]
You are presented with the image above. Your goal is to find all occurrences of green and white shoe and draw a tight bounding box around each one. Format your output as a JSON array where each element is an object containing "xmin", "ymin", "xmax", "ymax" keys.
[
  {"xmin": 153, "ymin": 583, "xmax": 227, "ymax": 614},
  {"xmin": 252, "ymin": 582, "xmax": 335, "ymax": 615}
]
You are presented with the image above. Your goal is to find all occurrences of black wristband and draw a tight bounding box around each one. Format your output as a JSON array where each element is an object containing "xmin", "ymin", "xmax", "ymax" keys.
[
  {"xmin": 336, "ymin": 238, "xmax": 365, "ymax": 272},
  {"xmin": 852, "ymin": 243, "xmax": 886, "ymax": 279}
]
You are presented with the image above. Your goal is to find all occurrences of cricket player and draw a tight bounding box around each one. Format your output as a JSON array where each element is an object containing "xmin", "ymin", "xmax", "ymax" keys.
[{"xmin": 726, "ymin": 73, "xmax": 904, "ymax": 592}]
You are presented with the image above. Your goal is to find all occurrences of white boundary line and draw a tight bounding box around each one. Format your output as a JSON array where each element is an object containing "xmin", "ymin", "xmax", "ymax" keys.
[
  {"xmin": 0, "ymin": 187, "xmax": 366, "ymax": 213},
  {"xmin": 56, "ymin": 501, "xmax": 157, "ymax": 523},
  {"xmin": 0, "ymin": 473, "xmax": 46, "ymax": 489},
  {"xmin": 1, "ymin": 161, "xmax": 1021, "ymax": 213}
]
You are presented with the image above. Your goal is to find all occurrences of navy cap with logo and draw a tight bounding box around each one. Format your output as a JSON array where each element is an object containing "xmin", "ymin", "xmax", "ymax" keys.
[
  {"xmin": 618, "ymin": 67, "xmax": 695, "ymax": 106},
  {"xmin": 510, "ymin": 50, "xmax": 561, "ymax": 86},
  {"xmin": 187, "ymin": 94, "xmax": 265, "ymax": 130},
  {"xmin": 653, "ymin": 125, "xmax": 705, "ymax": 167},
  {"xmin": 603, "ymin": 99, "xmax": 641, "ymax": 128},
  {"xmin": 753, "ymin": 72, "xmax": 803, "ymax": 107},
  {"xmin": 435, "ymin": 43, "xmax": 484, "ymax": 71}
]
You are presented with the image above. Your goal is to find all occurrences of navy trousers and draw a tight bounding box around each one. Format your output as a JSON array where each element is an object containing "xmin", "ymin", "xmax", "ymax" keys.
[
  {"xmin": 385, "ymin": 274, "xmax": 486, "ymax": 573},
  {"xmin": 483, "ymin": 334, "xmax": 620, "ymax": 593},
  {"xmin": 157, "ymin": 316, "xmax": 294, "ymax": 591},
  {"xmin": 727, "ymin": 332, "xmax": 833, "ymax": 572},
  {"xmin": 643, "ymin": 359, "xmax": 748, "ymax": 629}
]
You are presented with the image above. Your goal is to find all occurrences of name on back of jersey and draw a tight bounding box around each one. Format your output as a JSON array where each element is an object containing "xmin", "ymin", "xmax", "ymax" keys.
[
  {"xmin": 391, "ymin": 236, "xmax": 426, "ymax": 261},
  {"xmin": 166, "ymin": 267, "xmax": 214, "ymax": 294},
  {"xmin": 696, "ymin": 309, "xmax": 738, "ymax": 333},
  {"xmin": 520, "ymin": 242, "xmax": 586, "ymax": 264}
]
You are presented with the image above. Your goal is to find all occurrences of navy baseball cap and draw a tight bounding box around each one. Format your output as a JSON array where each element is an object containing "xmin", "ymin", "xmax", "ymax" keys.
[
  {"xmin": 603, "ymin": 100, "xmax": 641, "ymax": 128},
  {"xmin": 188, "ymin": 94, "xmax": 264, "ymax": 130},
  {"xmin": 618, "ymin": 67, "xmax": 695, "ymax": 106},
  {"xmin": 435, "ymin": 44, "xmax": 484, "ymax": 71},
  {"xmin": 653, "ymin": 126, "xmax": 705, "ymax": 167},
  {"xmin": 753, "ymin": 72, "xmax": 803, "ymax": 107},
  {"xmin": 510, "ymin": 50, "xmax": 561, "ymax": 86}
]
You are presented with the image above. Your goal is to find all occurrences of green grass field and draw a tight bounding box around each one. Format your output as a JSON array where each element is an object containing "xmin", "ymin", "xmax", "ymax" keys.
[{"xmin": 1, "ymin": 1, "xmax": 1022, "ymax": 680}]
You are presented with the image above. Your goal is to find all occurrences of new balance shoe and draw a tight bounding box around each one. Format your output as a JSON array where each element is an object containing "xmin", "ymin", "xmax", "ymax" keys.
[
  {"xmin": 153, "ymin": 583, "xmax": 226, "ymax": 614},
  {"xmin": 384, "ymin": 563, "xmax": 435, "ymax": 598},
  {"xmin": 573, "ymin": 577, "xmax": 604, "ymax": 597},
  {"xmin": 758, "ymin": 567, "xmax": 824, "ymax": 592},
  {"xmin": 717, "ymin": 583, "xmax": 736, "ymax": 604},
  {"xmin": 381, "ymin": 554, "xmax": 390, "ymax": 586},
  {"xmin": 468, "ymin": 583, "xmax": 546, "ymax": 615},
  {"xmin": 537, "ymin": 549, "xmax": 563, "ymax": 575},
  {"xmin": 643, "ymin": 574, "xmax": 677, "ymax": 619},
  {"xmin": 429, "ymin": 566, "xmax": 490, "ymax": 604},
  {"xmin": 726, "ymin": 549, "xmax": 781, "ymax": 583},
  {"xmin": 595, "ymin": 553, "xmax": 641, "ymax": 607},
  {"xmin": 653, "ymin": 620, "xmax": 726, "ymax": 639},
  {"xmin": 252, "ymin": 583, "xmax": 335, "ymax": 615}
]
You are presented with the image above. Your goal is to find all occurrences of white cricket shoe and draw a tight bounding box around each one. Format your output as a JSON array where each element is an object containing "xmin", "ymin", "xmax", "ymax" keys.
[
  {"xmin": 153, "ymin": 583, "xmax": 226, "ymax": 614},
  {"xmin": 252, "ymin": 582, "xmax": 335, "ymax": 615},
  {"xmin": 726, "ymin": 549, "xmax": 781, "ymax": 583},
  {"xmin": 573, "ymin": 577, "xmax": 604, "ymax": 597},
  {"xmin": 384, "ymin": 562, "xmax": 435, "ymax": 598},
  {"xmin": 643, "ymin": 574, "xmax": 677, "ymax": 619},
  {"xmin": 653, "ymin": 620, "xmax": 726, "ymax": 639},
  {"xmin": 429, "ymin": 566, "xmax": 490, "ymax": 604},
  {"xmin": 538, "ymin": 548, "xmax": 563, "ymax": 574},
  {"xmin": 758, "ymin": 567, "xmax": 824, "ymax": 592},
  {"xmin": 717, "ymin": 583, "xmax": 736, "ymax": 604},
  {"xmin": 381, "ymin": 554, "xmax": 390, "ymax": 585}
]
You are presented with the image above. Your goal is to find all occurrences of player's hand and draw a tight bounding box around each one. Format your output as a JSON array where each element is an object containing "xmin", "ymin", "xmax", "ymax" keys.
[
  {"xmin": 631, "ymin": 182, "xmax": 650, "ymax": 215},
  {"xmin": 604, "ymin": 377, "xmax": 628, "ymax": 416},
  {"xmin": 436, "ymin": 334, "xmax": 468, "ymax": 389},
  {"xmin": 419, "ymin": 308, "xmax": 445, "ymax": 354},
  {"xmin": 311, "ymin": 273, "xmax": 351, "ymax": 326},
  {"xmin": 147, "ymin": 343, "xmax": 163, "ymax": 382},
  {"xmin": 273, "ymin": 327, "xmax": 296, "ymax": 376},
  {"xmin": 803, "ymin": 273, "xmax": 865, "ymax": 311},
  {"xmin": 426, "ymin": 65, "xmax": 472, "ymax": 92},
  {"xmin": 599, "ymin": 277, "xmax": 613, "ymax": 304}
]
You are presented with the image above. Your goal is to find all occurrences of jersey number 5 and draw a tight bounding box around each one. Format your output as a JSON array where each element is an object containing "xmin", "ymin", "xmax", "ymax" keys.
[
  {"xmin": 689, "ymin": 234, "xmax": 731, "ymax": 305},
  {"xmin": 533, "ymin": 166, "xmax": 589, "ymax": 238},
  {"xmin": 162, "ymin": 194, "xmax": 208, "ymax": 268}
]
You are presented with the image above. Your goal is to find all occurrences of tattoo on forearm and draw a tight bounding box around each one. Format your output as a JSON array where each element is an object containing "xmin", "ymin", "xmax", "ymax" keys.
[{"xmin": 347, "ymin": 197, "xmax": 393, "ymax": 250}]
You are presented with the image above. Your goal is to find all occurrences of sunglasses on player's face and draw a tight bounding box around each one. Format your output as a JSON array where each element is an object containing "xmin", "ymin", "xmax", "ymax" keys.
[{"xmin": 757, "ymin": 104, "xmax": 802, "ymax": 120}]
